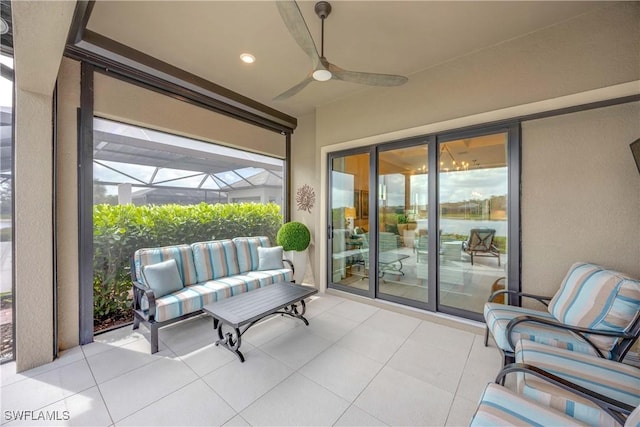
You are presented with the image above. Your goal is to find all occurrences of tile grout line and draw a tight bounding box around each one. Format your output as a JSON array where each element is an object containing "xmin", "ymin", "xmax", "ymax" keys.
[
  {"xmin": 330, "ymin": 316, "xmax": 423, "ymax": 426},
  {"xmin": 81, "ymin": 345, "xmax": 117, "ymax": 426}
]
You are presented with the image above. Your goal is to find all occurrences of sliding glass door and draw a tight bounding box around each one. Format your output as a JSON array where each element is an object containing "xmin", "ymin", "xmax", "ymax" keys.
[
  {"xmin": 377, "ymin": 142, "xmax": 431, "ymax": 306},
  {"xmin": 328, "ymin": 150, "xmax": 371, "ymax": 296},
  {"xmin": 328, "ymin": 124, "xmax": 519, "ymax": 322},
  {"xmin": 437, "ymin": 131, "xmax": 512, "ymax": 319}
]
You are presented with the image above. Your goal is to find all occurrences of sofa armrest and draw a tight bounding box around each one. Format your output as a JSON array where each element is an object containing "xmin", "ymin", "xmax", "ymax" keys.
[
  {"xmin": 132, "ymin": 278, "xmax": 157, "ymax": 320},
  {"xmin": 283, "ymin": 258, "xmax": 295, "ymax": 277},
  {"xmin": 496, "ymin": 362, "xmax": 635, "ymax": 425}
]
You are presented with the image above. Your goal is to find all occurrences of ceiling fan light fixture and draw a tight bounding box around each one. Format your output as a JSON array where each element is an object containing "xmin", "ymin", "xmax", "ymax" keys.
[
  {"xmin": 312, "ymin": 69, "xmax": 332, "ymax": 81},
  {"xmin": 240, "ymin": 53, "xmax": 255, "ymax": 64}
]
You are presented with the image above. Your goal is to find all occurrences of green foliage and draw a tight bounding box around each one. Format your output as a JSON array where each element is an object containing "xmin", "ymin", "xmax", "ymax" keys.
[
  {"xmin": 0, "ymin": 227, "xmax": 11, "ymax": 242},
  {"xmin": 396, "ymin": 214, "xmax": 408, "ymax": 224},
  {"xmin": 93, "ymin": 202, "xmax": 283, "ymax": 321},
  {"xmin": 276, "ymin": 221, "xmax": 311, "ymax": 251}
]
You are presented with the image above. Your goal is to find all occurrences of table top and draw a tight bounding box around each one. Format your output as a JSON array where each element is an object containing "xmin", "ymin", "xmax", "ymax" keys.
[
  {"xmin": 202, "ymin": 282, "xmax": 318, "ymax": 328},
  {"xmin": 378, "ymin": 252, "xmax": 410, "ymax": 264}
]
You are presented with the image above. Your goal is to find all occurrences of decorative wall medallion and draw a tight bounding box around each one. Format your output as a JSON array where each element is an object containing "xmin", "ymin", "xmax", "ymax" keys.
[{"xmin": 296, "ymin": 184, "xmax": 315, "ymax": 213}]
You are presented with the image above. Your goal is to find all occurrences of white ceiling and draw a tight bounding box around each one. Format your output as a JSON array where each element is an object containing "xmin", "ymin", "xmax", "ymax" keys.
[{"xmin": 87, "ymin": 1, "xmax": 610, "ymax": 118}]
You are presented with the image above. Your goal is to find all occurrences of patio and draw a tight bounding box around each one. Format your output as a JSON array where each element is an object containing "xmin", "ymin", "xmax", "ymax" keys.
[{"xmin": 0, "ymin": 292, "xmax": 501, "ymax": 426}]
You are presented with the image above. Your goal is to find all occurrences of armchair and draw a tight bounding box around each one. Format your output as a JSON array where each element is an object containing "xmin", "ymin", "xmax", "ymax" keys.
[
  {"xmin": 484, "ymin": 262, "xmax": 640, "ymax": 366},
  {"xmin": 462, "ymin": 228, "xmax": 500, "ymax": 266}
]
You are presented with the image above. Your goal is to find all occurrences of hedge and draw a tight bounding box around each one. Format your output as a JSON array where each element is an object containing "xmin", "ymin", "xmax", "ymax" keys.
[{"xmin": 93, "ymin": 202, "xmax": 283, "ymax": 320}]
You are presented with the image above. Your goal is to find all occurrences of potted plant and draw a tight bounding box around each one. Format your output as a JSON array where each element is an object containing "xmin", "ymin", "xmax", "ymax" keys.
[{"xmin": 276, "ymin": 221, "xmax": 311, "ymax": 284}]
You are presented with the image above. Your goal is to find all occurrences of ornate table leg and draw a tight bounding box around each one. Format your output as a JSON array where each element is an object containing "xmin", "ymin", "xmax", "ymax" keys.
[
  {"xmin": 213, "ymin": 318, "xmax": 245, "ymax": 362},
  {"xmin": 282, "ymin": 299, "xmax": 309, "ymax": 325}
]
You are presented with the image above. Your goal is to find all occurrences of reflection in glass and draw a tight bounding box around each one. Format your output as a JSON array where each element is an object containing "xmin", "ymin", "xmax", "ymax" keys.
[
  {"xmin": 438, "ymin": 133, "xmax": 508, "ymax": 315},
  {"xmin": 330, "ymin": 153, "xmax": 370, "ymax": 291},
  {"xmin": 377, "ymin": 144, "xmax": 429, "ymax": 303}
]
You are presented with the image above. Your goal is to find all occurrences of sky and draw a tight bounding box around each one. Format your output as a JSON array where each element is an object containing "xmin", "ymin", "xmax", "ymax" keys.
[{"xmin": 332, "ymin": 167, "xmax": 507, "ymax": 212}]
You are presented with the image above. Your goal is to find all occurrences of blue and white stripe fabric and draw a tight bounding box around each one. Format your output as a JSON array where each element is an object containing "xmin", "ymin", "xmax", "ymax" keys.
[
  {"xmin": 469, "ymin": 383, "xmax": 589, "ymax": 426},
  {"xmin": 484, "ymin": 262, "xmax": 640, "ymax": 359},
  {"xmin": 515, "ymin": 339, "xmax": 640, "ymax": 427}
]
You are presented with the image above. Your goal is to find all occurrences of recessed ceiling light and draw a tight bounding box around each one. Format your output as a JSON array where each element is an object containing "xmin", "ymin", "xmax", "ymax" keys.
[{"xmin": 240, "ymin": 53, "xmax": 255, "ymax": 64}]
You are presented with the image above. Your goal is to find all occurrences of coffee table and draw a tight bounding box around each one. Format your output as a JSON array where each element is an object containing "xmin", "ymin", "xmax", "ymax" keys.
[{"xmin": 202, "ymin": 282, "xmax": 318, "ymax": 362}]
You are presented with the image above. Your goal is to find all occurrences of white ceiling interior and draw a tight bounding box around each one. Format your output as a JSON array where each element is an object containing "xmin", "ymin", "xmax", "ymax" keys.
[{"xmin": 87, "ymin": 1, "xmax": 610, "ymax": 118}]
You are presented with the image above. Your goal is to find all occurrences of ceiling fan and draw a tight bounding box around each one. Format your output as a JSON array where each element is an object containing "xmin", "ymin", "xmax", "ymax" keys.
[{"xmin": 274, "ymin": 0, "xmax": 408, "ymax": 101}]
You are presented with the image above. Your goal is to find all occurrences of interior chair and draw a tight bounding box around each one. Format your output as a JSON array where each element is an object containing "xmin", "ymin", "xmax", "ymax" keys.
[
  {"xmin": 502, "ymin": 339, "xmax": 640, "ymax": 426},
  {"xmin": 360, "ymin": 232, "xmax": 401, "ymax": 278},
  {"xmin": 416, "ymin": 234, "xmax": 429, "ymax": 263},
  {"xmin": 462, "ymin": 228, "xmax": 500, "ymax": 266},
  {"xmin": 484, "ymin": 262, "xmax": 640, "ymax": 367}
]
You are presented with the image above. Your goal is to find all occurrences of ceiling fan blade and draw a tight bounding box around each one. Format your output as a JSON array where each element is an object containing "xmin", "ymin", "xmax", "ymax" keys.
[
  {"xmin": 327, "ymin": 62, "xmax": 408, "ymax": 87},
  {"xmin": 273, "ymin": 75, "xmax": 314, "ymax": 101},
  {"xmin": 276, "ymin": 1, "xmax": 321, "ymax": 69}
]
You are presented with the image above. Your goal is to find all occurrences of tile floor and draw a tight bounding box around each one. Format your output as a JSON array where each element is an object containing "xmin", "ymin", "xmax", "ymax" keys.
[{"xmin": 0, "ymin": 292, "xmax": 503, "ymax": 426}]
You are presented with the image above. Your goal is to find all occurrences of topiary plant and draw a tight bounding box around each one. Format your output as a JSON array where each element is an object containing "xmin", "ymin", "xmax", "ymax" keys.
[{"xmin": 276, "ymin": 221, "xmax": 311, "ymax": 252}]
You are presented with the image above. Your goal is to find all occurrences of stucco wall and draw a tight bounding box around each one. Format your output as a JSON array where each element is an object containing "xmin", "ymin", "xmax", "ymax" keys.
[
  {"xmin": 56, "ymin": 58, "xmax": 81, "ymax": 350},
  {"xmin": 521, "ymin": 102, "xmax": 640, "ymax": 298},
  {"xmin": 12, "ymin": 0, "xmax": 76, "ymax": 372},
  {"xmin": 289, "ymin": 113, "xmax": 317, "ymax": 284}
]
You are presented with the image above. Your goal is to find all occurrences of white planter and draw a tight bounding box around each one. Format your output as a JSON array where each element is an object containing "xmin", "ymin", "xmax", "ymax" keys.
[{"xmin": 286, "ymin": 249, "xmax": 308, "ymax": 284}]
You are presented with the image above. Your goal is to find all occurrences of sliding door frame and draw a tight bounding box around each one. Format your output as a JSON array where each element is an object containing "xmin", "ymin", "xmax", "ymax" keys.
[
  {"xmin": 435, "ymin": 122, "xmax": 521, "ymax": 321},
  {"xmin": 326, "ymin": 122, "xmax": 521, "ymax": 322}
]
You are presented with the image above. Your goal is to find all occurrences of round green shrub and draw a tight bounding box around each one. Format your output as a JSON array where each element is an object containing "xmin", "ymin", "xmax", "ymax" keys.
[{"xmin": 276, "ymin": 221, "xmax": 311, "ymax": 251}]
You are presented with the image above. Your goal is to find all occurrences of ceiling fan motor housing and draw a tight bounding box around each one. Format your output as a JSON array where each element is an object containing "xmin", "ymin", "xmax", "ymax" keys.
[{"xmin": 314, "ymin": 1, "xmax": 332, "ymax": 20}]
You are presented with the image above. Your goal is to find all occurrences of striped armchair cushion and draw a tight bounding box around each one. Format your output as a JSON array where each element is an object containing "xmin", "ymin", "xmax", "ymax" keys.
[
  {"xmin": 515, "ymin": 339, "xmax": 640, "ymax": 427},
  {"xmin": 232, "ymin": 236, "xmax": 271, "ymax": 273},
  {"xmin": 470, "ymin": 383, "xmax": 588, "ymax": 426},
  {"xmin": 191, "ymin": 240, "xmax": 240, "ymax": 282},
  {"xmin": 134, "ymin": 244, "xmax": 198, "ymax": 286},
  {"xmin": 548, "ymin": 262, "xmax": 640, "ymax": 354},
  {"xmin": 484, "ymin": 302, "xmax": 601, "ymax": 352}
]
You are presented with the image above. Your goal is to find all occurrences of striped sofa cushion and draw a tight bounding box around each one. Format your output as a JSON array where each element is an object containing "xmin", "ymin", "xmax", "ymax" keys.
[
  {"xmin": 134, "ymin": 244, "xmax": 198, "ymax": 286},
  {"xmin": 200, "ymin": 275, "xmax": 263, "ymax": 300},
  {"xmin": 515, "ymin": 339, "xmax": 640, "ymax": 427},
  {"xmin": 245, "ymin": 269, "xmax": 293, "ymax": 286},
  {"xmin": 549, "ymin": 262, "xmax": 640, "ymax": 354},
  {"xmin": 146, "ymin": 284, "xmax": 217, "ymax": 322},
  {"xmin": 233, "ymin": 236, "xmax": 271, "ymax": 273},
  {"xmin": 191, "ymin": 240, "xmax": 240, "ymax": 282},
  {"xmin": 470, "ymin": 383, "xmax": 588, "ymax": 426}
]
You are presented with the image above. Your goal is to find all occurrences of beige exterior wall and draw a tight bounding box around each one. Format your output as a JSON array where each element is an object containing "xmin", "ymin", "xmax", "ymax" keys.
[
  {"xmin": 13, "ymin": 89, "xmax": 55, "ymax": 371},
  {"xmin": 521, "ymin": 102, "xmax": 640, "ymax": 298},
  {"xmin": 289, "ymin": 113, "xmax": 317, "ymax": 284},
  {"xmin": 56, "ymin": 58, "xmax": 81, "ymax": 350},
  {"xmin": 12, "ymin": 0, "xmax": 76, "ymax": 372}
]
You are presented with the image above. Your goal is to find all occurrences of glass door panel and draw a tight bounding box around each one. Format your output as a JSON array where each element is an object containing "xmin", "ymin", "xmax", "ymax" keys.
[
  {"xmin": 377, "ymin": 144, "xmax": 429, "ymax": 304},
  {"xmin": 329, "ymin": 152, "xmax": 370, "ymax": 293},
  {"xmin": 438, "ymin": 132, "xmax": 508, "ymax": 315}
]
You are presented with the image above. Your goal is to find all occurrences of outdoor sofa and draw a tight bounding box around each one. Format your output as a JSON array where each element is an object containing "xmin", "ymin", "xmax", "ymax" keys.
[{"xmin": 131, "ymin": 236, "xmax": 293, "ymax": 353}]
